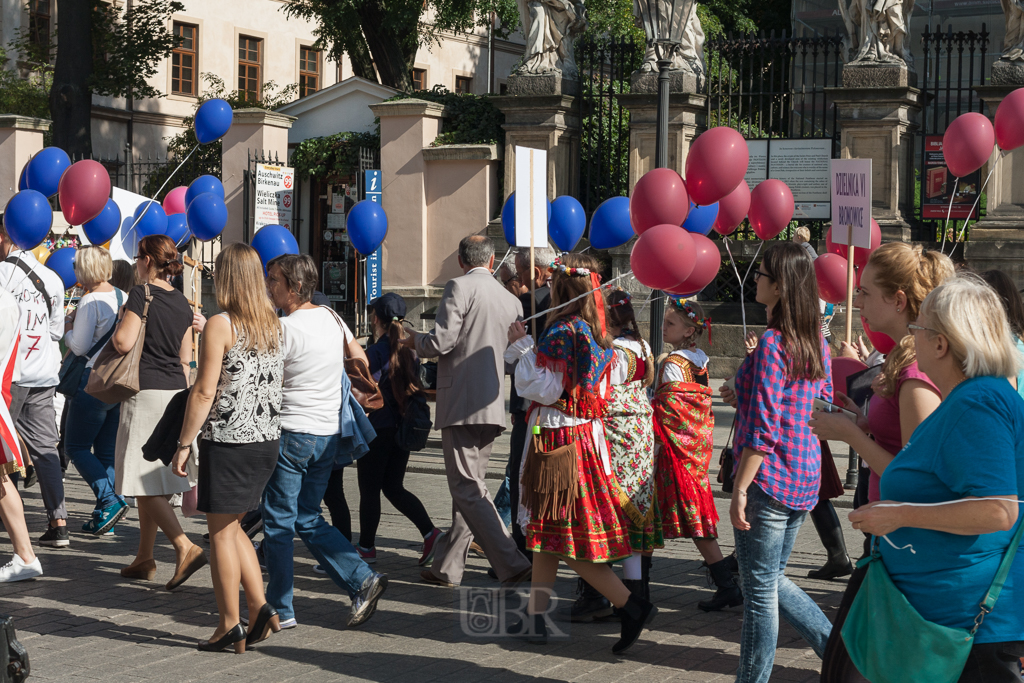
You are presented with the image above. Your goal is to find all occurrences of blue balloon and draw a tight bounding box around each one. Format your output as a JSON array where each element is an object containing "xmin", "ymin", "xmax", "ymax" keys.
[
  {"xmin": 252, "ymin": 224, "xmax": 299, "ymax": 270},
  {"xmin": 588, "ymin": 196, "xmax": 633, "ymax": 250},
  {"xmin": 165, "ymin": 213, "xmax": 190, "ymax": 248},
  {"xmin": 185, "ymin": 175, "xmax": 224, "ymax": 210},
  {"xmin": 186, "ymin": 192, "xmax": 228, "ymax": 242},
  {"xmin": 347, "ymin": 200, "xmax": 388, "ymax": 255},
  {"xmin": 682, "ymin": 201, "xmax": 719, "ymax": 236},
  {"xmin": 83, "ymin": 198, "xmax": 121, "ymax": 245},
  {"xmin": 25, "ymin": 147, "xmax": 71, "ymax": 198},
  {"xmin": 500, "ymin": 192, "xmax": 554, "ymax": 246},
  {"xmin": 133, "ymin": 200, "xmax": 168, "ymax": 238},
  {"xmin": 45, "ymin": 247, "xmax": 77, "ymax": 290},
  {"xmin": 195, "ymin": 99, "xmax": 233, "ymax": 144},
  {"xmin": 17, "ymin": 165, "xmax": 28, "ymax": 192},
  {"xmin": 548, "ymin": 196, "xmax": 586, "ymax": 251},
  {"xmin": 4, "ymin": 190, "xmax": 53, "ymax": 250}
]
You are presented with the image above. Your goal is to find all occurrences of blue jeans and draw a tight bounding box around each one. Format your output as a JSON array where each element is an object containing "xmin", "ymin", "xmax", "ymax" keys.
[
  {"xmin": 734, "ymin": 484, "xmax": 833, "ymax": 683},
  {"xmin": 494, "ymin": 472, "xmax": 512, "ymax": 528},
  {"xmin": 262, "ymin": 430, "xmax": 375, "ymax": 621},
  {"xmin": 65, "ymin": 369, "xmax": 122, "ymax": 511}
]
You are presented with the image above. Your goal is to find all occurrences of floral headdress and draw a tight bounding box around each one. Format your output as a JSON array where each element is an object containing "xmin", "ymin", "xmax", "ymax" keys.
[
  {"xmin": 608, "ymin": 289, "xmax": 632, "ymax": 308},
  {"xmin": 549, "ymin": 256, "xmax": 594, "ymax": 278},
  {"xmin": 549, "ymin": 254, "xmax": 607, "ymax": 337},
  {"xmin": 668, "ymin": 296, "xmax": 712, "ymax": 344}
]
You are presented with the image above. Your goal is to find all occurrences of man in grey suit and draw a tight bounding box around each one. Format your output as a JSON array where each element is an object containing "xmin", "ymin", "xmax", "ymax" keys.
[{"xmin": 406, "ymin": 235, "xmax": 532, "ymax": 587}]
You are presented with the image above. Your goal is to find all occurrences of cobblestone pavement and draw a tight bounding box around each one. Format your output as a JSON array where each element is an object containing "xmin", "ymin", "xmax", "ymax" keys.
[{"xmin": 1, "ymin": 389, "xmax": 861, "ymax": 682}]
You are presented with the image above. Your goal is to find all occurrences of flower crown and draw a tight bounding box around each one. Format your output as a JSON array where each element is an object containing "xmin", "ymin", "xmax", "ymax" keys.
[
  {"xmin": 608, "ymin": 289, "xmax": 631, "ymax": 308},
  {"xmin": 549, "ymin": 256, "xmax": 594, "ymax": 278},
  {"xmin": 669, "ymin": 296, "xmax": 710, "ymax": 330}
]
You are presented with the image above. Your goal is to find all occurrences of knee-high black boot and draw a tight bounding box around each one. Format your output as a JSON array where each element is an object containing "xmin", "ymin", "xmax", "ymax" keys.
[
  {"xmin": 697, "ymin": 558, "xmax": 743, "ymax": 612},
  {"xmin": 807, "ymin": 499, "xmax": 854, "ymax": 580},
  {"xmin": 640, "ymin": 555, "xmax": 653, "ymax": 602}
]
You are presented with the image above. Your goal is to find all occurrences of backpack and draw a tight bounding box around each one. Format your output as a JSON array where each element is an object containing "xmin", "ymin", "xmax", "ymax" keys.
[{"xmin": 391, "ymin": 390, "xmax": 432, "ymax": 452}]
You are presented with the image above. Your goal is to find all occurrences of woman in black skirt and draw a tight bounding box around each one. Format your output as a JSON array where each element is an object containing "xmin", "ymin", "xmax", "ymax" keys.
[{"xmin": 173, "ymin": 243, "xmax": 284, "ymax": 654}]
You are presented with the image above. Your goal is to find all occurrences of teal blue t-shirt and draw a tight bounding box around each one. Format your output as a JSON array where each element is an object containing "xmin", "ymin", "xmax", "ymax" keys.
[{"xmin": 880, "ymin": 375, "xmax": 1024, "ymax": 644}]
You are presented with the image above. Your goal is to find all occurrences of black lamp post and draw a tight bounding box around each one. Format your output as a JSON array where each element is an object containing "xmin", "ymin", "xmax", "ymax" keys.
[{"xmin": 647, "ymin": 44, "xmax": 675, "ymax": 355}]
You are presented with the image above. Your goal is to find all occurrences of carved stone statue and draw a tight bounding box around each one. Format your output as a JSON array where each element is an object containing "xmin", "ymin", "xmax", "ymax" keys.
[
  {"xmin": 839, "ymin": 0, "xmax": 915, "ymax": 68},
  {"xmin": 634, "ymin": 0, "xmax": 705, "ymax": 79},
  {"xmin": 514, "ymin": 0, "xmax": 587, "ymax": 78},
  {"xmin": 1003, "ymin": 0, "xmax": 1024, "ymax": 62}
]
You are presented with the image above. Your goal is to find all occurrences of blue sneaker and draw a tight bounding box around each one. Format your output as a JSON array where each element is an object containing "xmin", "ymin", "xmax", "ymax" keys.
[
  {"xmin": 81, "ymin": 518, "xmax": 115, "ymax": 536},
  {"xmin": 93, "ymin": 500, "xmax": 129, "ymax": 536}
]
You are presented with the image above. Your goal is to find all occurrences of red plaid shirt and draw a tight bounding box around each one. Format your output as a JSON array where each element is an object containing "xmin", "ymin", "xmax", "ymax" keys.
[{"xmin": 733, "ymin": 329, "xmax": 832, "ymax": 511}]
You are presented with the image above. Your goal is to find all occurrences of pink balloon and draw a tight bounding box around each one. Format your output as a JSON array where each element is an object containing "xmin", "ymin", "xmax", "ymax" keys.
[
  {"xmin": 58, "ymin": 160, "xmax": 111, "ymax": 226},
  {"xmin": 995, "ymin": 88, "xmax": 1024, "ymax": 152},
  {"xmin": 629, "ymin": 224, "xmax": 697, "ymax": 290},
  {"xmin": 826, "ymin": 218, "xmax": 881, "ymax": 267},
  {"xmin": 814, "ymin": 253, "xmax": 849, "ymax": 304},
  {"xmin": 749, "ymin": 179, "xmax": 794, "ymax": 241},
  {"xmin": 713, "ymin": 181, "xmax": 751, "ymax": 236},
  {"xmin": 943, "ymin": 112, "xmax": 995, "ymax": 178},
  {"xmin": 832, "ymin": 357, "xmax": 868, "ymax": 396},
  {"xmin": 666, "ymin": 233, "xmax": 721, "ymax": 294},
  {"xmin": 162, "ymin": 186, "xmax": 188, "ymax": 215},
  {"xmin": 630, "ymin": 168, "xmax": 689, "ymax": 234},
  {"xmin": 685, "ymin": 127, "xmax": 750, "ymax": 206},
  {"xmin": 862, "ymin": 318, "xmax": 896, "ymax": 354}
]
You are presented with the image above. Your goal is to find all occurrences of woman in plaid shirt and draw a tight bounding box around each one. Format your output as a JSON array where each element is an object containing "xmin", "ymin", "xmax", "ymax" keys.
[{"xmin": 721, "ymin": 242, "xmax": 834, "ymax": 683}]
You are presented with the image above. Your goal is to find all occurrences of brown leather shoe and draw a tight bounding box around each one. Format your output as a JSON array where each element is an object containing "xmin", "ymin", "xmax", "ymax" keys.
[
  {"xmin": 166, "ymin": 545, "xmax": 208, "ymax": 590},
  {"xmin": 502, "ymin": 566, "xmax": 532, "ymax": 589},
  {"xmin": 120, "ymin": 559, "xmax": 157, "ymax": 580},
  {"xmin": 419, "ymin": 569, "xmax": 457, "ymax": 587}
]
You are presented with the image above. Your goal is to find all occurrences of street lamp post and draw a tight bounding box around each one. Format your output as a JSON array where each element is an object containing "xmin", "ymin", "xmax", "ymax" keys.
[{"xmin": 648, "ymin": 44, "xmax": 674, "ymax": 355}]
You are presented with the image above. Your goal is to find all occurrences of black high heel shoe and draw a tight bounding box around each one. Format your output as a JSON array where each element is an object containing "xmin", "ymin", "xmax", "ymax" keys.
[
  {"xmin": 245, "ymin": 603, "xmax": 280, "ymax": 647},
  {"xmin": 197, "ymin": 623, "xmax": 246, "ymax": 654}
]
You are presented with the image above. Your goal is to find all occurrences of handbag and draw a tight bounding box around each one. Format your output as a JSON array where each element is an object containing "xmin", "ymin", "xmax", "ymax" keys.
[
  {"xmin": 56, "ymin": 289, "xmax": 123, "ymax": 397},
  {"xmin": 840, "ymin": 519, "xmax": 1024, "ymax": 683},
  {"xmin": 85, "ymin": 284, "xmax": 152, "ymax": 404},
  {"xmin": 717, "ymin": 422, "xmax": 737, "ymax": 493},
  {"xmin": 344, "ymin": 356, "xmax": 384, "ymax": 413}
]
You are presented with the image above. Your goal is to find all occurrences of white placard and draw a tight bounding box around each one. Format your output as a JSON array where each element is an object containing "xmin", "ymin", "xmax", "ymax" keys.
[
  {"xmin": 745, "ymin": 140, "xmax": 768, "ymax": 190},
  {"xmin": 830, "ymin": 159, "xmax": 872, "ymax": 249},
  {"xmin": 770, "ymin": 139, "xmax": 832, "ymax": 219},
  {"xmin": 109, "ymin": 187, "xmax": 150, "ymax": 262},
  {"xmin": 514, "ymin": 147, "xmax": 548, "ymax": 248},
  {"xmin": 254, "ymin": 163, "xmax": 295, "ymax": 233}
]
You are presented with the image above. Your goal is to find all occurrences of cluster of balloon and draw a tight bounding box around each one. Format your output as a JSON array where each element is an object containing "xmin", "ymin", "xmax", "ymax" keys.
[
  {"xmin": 548, "ymin": 196, "xmax": 586, "ymax": 251},
  {"xmin": 184, "ymin": 173, "xmax": 227, "ymax": 242},
  {"xmin": 682, "ymin": 201, "xmax": 719, "ymax": 236},
  {"xmin": 347, "ymin": 200, "xmax": 388, "ymax": 255},
  {"xmin": 816, "ymin": 219, "xmax": 883, "ymax": 304},
  {"xmin": 500, "ymin": 193, "xmax": 553, "ymax": 246},
  {"xmin": 252, "ymin": 224, "xmax": 299, "ymax": 271},
  {"xmin": 134, "ymin": 200, "xmax": 168, "ymax": 238},
  {"xmin": 588, "ymin": 196, "xmax": 632, "ymax": 250},
  {"xmin": 46, "ymin": 247, "xmax": 77, "ymax": 290}
]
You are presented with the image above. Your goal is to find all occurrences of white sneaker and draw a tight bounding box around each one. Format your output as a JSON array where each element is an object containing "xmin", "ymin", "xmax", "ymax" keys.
[{"xmin": 0, "ymin": 554, "xmax": 42, "ymax": 582}]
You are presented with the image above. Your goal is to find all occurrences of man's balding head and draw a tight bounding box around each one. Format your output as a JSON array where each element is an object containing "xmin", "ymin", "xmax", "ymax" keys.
[{"xmin": 458, "ymin": 235, "xmax": 495, "ymax": 273}]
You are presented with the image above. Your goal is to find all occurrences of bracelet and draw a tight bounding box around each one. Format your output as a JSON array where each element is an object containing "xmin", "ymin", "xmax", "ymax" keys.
[{"xmin": 736, "ymin": 489, "xmax": 747, "ymax": 496}]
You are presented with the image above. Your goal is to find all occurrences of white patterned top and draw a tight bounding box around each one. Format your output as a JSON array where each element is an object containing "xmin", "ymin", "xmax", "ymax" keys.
[{"xmin": 202, "ymin": 314, "xmax": 284, "ymax": 443}]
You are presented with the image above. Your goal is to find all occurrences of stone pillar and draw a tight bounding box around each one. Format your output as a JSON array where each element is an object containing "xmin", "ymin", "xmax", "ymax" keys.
[
  {"xmin": 827, "ymin": 65, "xmax": 920, "ymax": 243},
  {"xmin": 220, "ymin": 108, "xmax": 295, "ymax": 244},
  {"xmin": 491, "ymin": 75, "xmax": 580, "ymax": 200},
  {"xmin": 0, "ymin": 116, "xmax": 49, "ymax": 209}
]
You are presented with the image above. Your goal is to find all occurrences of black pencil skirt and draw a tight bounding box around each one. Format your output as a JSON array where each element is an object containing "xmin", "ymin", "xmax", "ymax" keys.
[{"xmin": 197, "ymin": 439, "xmax": 279, "ymax": 514}]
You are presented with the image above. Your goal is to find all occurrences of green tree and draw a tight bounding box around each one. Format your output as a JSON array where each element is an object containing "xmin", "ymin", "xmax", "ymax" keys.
[{"xmin": 0, "ymin": 46, "xmax": 51, "ymax": 122}]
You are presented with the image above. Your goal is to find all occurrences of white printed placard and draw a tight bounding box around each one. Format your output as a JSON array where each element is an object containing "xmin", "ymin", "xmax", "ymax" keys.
[
  {"xmin": 514, "ymin": 147, "xmax": 548, "ymax": 249},
  {"xmin": 830, "ymin": 158, "xmax": 872, "ymax": 249},
  {"xmin": 254, "ymin": 163, "xmax": 295, "ymax": 233}
]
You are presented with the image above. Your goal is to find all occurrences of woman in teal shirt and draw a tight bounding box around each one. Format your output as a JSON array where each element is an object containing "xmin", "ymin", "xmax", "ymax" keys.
[
  {"xmin": 981, "ymin": 269, "xmax": 1024, "ymax": 401},
  {"xmin": 848, "ymin": 275, "xmax": 1024, "ymax": 682}
]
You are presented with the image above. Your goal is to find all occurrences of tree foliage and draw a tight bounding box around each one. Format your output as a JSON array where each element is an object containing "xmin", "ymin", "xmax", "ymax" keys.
[{"xmin": 291, "ymin": 131, "xmax": 381, "ymax": 180}]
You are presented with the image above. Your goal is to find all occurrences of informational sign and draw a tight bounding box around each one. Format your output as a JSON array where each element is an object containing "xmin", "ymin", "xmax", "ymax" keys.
[
  {"xmin": 744, "ymin": 140, "xmax": 768, "ymax": 191},
  {"xmin": 514, "ymin": 147, "xmax": 548, "ymax": 248},
  {"xmin": 364, "ymin": 170, "xmax": 382, "ymax": 302},
  {"xmin": 323, "ymin": 261, "xmax": 348, "ymax": 302},
  {"xmin": 254, "ymin": 163, "xmax": 294, "ymax": 233},
  {"xmin": 830, "ymin": 158, "xmax": 873, "ymax": 249},
  {"xmin": 922, "ymin": 135, "xmax": 981, "ymax": 219},
  {"xmin": 745, "ymin": 139, "xmax": 831, "ymax": 218},
  {"xmin": 326, "ymin": 213, "xmax": 345, "ymax": 229}
]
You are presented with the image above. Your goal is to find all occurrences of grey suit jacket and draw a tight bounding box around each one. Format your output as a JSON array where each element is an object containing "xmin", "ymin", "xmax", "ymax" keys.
[{"xmin": 415, "ymin": 269, "xmax": 523, "ymax": 430}]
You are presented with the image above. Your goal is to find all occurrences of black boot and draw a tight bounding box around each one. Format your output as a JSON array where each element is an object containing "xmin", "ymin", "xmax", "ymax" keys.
[
  {"xmin": 724, "ymin": 552, "xmax": 739, "ymax": 575},
  {"xmin": 612, "ymin": 593, "xmax": 657, "ymax": 654},
  {"xmin": 697, "ymin": 558, "xmax": 744, "ymax": 612},
  {"xmin": 569, "ymin": 578, "xmax": 613, "ymax": 622},
  {"xmin": 596, "ymin": 579, "xmax": 643, "ymax": 623},
  {"xmin": 507, "ymin": 613, "xmax": 547, "ymax": 644},
  {"xmin": 807, "ymin": 499, "xmax": 854, "ymax": 580},
  {"xmin": 640, "ymin": 555, "xmax": 653, "ymax": 602}
]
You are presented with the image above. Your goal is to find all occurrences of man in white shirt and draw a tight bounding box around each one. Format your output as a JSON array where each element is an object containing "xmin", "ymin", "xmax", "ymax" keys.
[{"xmin": 0, "ymin": 225, "xmax": 68, "ymax": 547}]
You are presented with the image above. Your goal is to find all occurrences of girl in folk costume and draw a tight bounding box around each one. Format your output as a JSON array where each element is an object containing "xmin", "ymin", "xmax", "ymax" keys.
[
  {"xmin": 654, "ymin": 298, "xmax": 741, "ymax": 612},
  {"xmin": 505, "ymin": 253, "xmax": 657, "ymax": 654}
]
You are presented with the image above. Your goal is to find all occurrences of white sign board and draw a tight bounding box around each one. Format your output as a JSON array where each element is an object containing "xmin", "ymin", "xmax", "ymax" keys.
[
  {"xmin": 830, "ymin": 158, "xmax": 873, "ymax": 249},
  {"xmin": 254, "ymin": 163, "xmax": 295, "ymax": 233},
  {"xmin": 770, "ymin": 140, "xmax": 832, "ymax": 219},
  {"xmin": 744, "ymin": 140, "xmax": 768, "ymax": 191},
  {"xmin": 108, "ymin": 187, "xmax": 150, "ymax": 262},
  {"xmin": 514, "ymin": 146, "xmax": 548, "ymax": 249}
]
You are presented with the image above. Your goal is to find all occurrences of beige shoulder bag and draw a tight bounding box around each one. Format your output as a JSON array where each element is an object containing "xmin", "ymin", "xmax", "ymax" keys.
[{"xmin": 85, "ymin": 284, "xmax": 152, "ymax": 403}]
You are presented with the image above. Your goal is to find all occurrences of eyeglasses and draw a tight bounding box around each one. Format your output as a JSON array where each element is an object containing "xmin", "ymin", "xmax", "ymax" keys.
[
  {"xmin": 907, "ymin": 323, "xmax": 939, "ymax": 335},
  {"xmin": 752, "ymin": 270, "xmax": 774, "ymax": 282}
]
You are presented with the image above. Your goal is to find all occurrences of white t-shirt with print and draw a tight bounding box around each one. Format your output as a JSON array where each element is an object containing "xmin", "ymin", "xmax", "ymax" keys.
[{"xmin": 0, "ymin": 250, "xmax": 64, "ymax": 387}]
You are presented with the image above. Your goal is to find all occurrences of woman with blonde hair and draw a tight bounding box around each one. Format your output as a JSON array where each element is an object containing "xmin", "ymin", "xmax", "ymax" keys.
[{"xmin": 172, "ymin": 243, "xmax": 284, "ymax": 653}]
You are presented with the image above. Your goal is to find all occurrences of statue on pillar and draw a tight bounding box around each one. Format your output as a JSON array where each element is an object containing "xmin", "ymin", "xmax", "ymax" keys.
[
  {"xmin": 514, "ymin": 0, "xmax": 587, "ymax": 78},
  {"xmin": 1002, "ymin": 0, "xmax": 1024, "ymax": 61},
  {"xmin": 634, "ymin": 0, "xmax": 705, "ymax": 80},
  {"xmin": 839, "ymin": 0, "xmax": 915, "ymax": 68}
]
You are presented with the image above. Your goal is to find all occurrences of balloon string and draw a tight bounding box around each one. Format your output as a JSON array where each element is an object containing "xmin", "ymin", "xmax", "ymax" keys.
[
  {"xmin": 871, "ymin": 498, "xmax": 1024, "ymax": 555},
  {"xmin": 947, "ymin": 150, "xmax": 1004, "ymax": 260},
  {"xmin": 939, "ymin": 177, "xmax": 958, "ymax": 254},
  {"xmin": 723, "ymin": 237, "xmax": 762, "ymax": 338},
  {"xmin": 492, "ymin": 246, "xmax": 513, "ymax": 281},
  {"xmin": 123, "ymin": 143, "xmax": 201, "ymax": 238},
  {"xmin": 521, "ymin": 271, "xmax": 632, "ymax": 323}
]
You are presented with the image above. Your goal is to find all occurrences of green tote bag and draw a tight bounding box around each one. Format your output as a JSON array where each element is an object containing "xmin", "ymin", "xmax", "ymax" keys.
[{"xmin": 841, "ymin": 519, "xmax": 1024, "ymax": 683}]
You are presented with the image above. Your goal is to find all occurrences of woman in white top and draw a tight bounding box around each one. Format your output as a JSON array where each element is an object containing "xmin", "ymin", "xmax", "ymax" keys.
[{"xmin": 63, "ymin": 246, "xmax": 128, "ymax": 536}]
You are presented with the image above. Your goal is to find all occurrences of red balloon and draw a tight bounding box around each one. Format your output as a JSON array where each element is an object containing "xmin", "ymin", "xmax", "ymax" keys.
[
  {"xmin": 629, "ymin": 224, "xmax": 697, "ymax": 290},
  {"xmin": 666, "ymin": 233, "xmax": 721, "ymax": 294},
  {"xmin": 814, "ymin": 253, "xmax": 849, "ymax": 304},
  {"xmin": 162, "ymin": 186, "xmax": 188, "ymax": 215},
  {"xmin": 862, "ymin": 317, "xmax": 896, "ymax": 354},
  {"xmin": 685, "ymin": 127, "xmax": 749, "ymax": 206},
  {"xmin": 58, "ymin": 160, "xmax": 111, "ymax": 226},
  {"xmin": 749, "ymin": 179, "xmax": 794, "ymax": 241},
  {"xmin": 713, "ymin": 181, "xmax": 750, "ymax": 236},
  {"xmin": 826, "ymin": 218, "xmax": 881, "ymax": 267},
  {"xmin": 943, "ymin": 112, "xmax": 995, "ymax": 178},
  {"xmin": 995, "ymin": 87, "xmax": 1024, "ymax": 152},
  {"xmin": 630, "ymin": 168, "xmax": 689, "ymax": 234},
  {"xmin": 832, "ymin": 357, "xmax": 868, "ymax": 396}
]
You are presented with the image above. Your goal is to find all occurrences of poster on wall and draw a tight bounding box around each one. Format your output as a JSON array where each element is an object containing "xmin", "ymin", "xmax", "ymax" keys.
[
  {"xmin": 323, "ymin": 261, "xmax": 348, "ymax": 302},
  {"xmin": 921, "ymin": 136, "xmax": 980, "ymax": 219},
  {"xmin": 254, "ymin": 163, "xmax": 295, "ymax": 232},
  {"xmin": 744, "ymin": 140, "xmax": 768, "ymax": 191}
]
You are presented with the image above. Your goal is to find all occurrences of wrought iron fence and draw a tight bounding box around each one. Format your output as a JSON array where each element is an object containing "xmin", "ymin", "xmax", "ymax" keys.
[{"xmin": 242, "ymin": 149, "xmax": 283, "ymax": 243}]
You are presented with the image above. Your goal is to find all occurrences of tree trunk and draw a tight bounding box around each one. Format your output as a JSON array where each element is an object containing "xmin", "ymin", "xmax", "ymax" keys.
[
  {"xmin": 345, "ymin": 27, "xmax": 378, "ymax": 82},
  {"xmin": 50, "ymin": 0, "xmax": 94, "ymax": 157},
  {"xmin": 357, "ymin": 0, "xmax": 417, "ymax": 91}
]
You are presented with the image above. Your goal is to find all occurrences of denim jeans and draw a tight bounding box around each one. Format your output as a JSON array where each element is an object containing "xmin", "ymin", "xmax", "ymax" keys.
[
  {"xmin": 494, "ymin": 474, "xmax": 512, "ymax": 528},
  {"xmin": 734, "ymin": 484, "xmax": 833, "ymax": 683},
  {"xmin": 262, "ymin": 430, "xmax": 375, "ymax": 621},
  {"xmin": 65, "ymin": 369, "xmax": 122, "ymax": 512}
]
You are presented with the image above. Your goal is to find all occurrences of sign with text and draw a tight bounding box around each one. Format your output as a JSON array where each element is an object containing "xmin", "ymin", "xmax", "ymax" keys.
[
  {"xmin": 323, "ymin": 261, "xmax": 348, "ymax": 302},
  {"xmin": 744, "ymin": 140, "xmax": 768, "ymax": 191},
  {"xmin": 830, "ymin": 159, "xmax": 873, "ymax": 248},
  {"xmin": 254, "ymin": 163, "xmax": 294, "ymax": 233},
  {"xmin": 745, "ymin": 139, "xmax": 832, "ymax": 218},
  {"xmin": 514, "ymin": 147, "xmax": 548, "ymax": 248},
  {"xmin": 922, "ymin": 135, "xmax": 980, "ymax": 219},
  {"xmin": 364, "ymin": 170, "xmax": 383, "ymax": 302}
]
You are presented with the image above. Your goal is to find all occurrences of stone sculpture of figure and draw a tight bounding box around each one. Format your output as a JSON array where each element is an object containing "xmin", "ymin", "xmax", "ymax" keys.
[
  {"xmin": 634, "ymin": 0, "xmax": 705, "ymax": 79},
  {"xmin": 514, "ymin": 0, "xmax": 587, "ymax": 77},
  {"xmin": 839, "ymin": 0, "xmax": 915, "ymax": 67},
  {"xmin": 1003, "ymin": 0, "xmax": 1024, "ymax": 61}
]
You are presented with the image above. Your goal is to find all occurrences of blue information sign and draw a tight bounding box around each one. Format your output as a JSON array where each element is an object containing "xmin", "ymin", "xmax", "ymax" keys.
[{"xmin": 364, "ymin": 170, "xmax": 383, "ymax": 301}]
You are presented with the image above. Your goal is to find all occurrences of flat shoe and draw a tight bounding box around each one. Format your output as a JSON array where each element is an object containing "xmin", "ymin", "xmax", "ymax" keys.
[
  {"xmin": 419, "ymin": 569, "xmax": 456, "ymax": 587},
  {"xmin": 166, "ymin": 546, "xmax": 208, "ymax": 590},
  {"xmin": 120, "ymin": 559, "xmax": 157, "ymax": 581}
]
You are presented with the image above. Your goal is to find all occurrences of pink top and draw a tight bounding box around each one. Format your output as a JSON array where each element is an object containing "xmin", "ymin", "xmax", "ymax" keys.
[{"xmin": 866, "ymin": 361, "xmax": 940, "ymax": 501}]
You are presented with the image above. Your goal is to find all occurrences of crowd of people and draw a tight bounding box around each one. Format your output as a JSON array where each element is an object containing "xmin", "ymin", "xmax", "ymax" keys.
[{"xmin": 0, "ymin": 225, "xmax": 1020, "ymax": 681}]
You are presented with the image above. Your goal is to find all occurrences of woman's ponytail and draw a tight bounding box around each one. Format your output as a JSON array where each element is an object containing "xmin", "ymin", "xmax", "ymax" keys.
[{"xmin": 388, "ymin": 319, "xmax": 423, "ymax": 413}]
